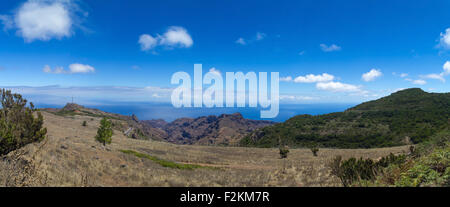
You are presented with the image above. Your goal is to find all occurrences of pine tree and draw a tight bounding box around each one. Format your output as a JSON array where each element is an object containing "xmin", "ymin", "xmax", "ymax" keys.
[
  {"xmin": 0, "ymin": 89, "xmax": 47, "ymax": 155},
  {"xmin": 95, "ymin": 118, "xmax": 113, "ymax": 146}
]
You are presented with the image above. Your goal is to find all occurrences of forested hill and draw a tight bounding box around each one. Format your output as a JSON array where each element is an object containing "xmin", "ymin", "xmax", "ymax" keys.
[{"xmin": 240, "ymin": 88, "xmax": 450, "ymax": 148}]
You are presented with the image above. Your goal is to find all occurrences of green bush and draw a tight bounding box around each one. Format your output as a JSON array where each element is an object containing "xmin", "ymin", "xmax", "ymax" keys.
[
  {"xmin": 396, "ymin": 148, "xmax": 450, "ymax": 187},
  {"xmin": 279, "ymin": 146, "xmax": 289, "ymax": 159},
  {"xmin": 0, "ymin": 89, "xmax": 47, "ymax": 155},
  {"xmin": 309, "ymin": 143, "xmax": 319, "ymax": 156},
  {"xmin": 330, "ymin": 153, "xmax": 407, "ymax": 186},
  {"xmin": 95, "ymin": 118, "xmax": 113, "ymax": 146}
]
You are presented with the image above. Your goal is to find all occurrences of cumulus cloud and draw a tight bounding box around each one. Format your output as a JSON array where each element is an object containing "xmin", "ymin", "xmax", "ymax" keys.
[
  {"xmin": 444, "ymin": 61, "xmax": 450, "ymax": 75},
  {"xmin": 438, "ymin": 28, "xmax": 450, "ymax": 49},
  {"xmin": 1, "ymin": 0, "xmax": 84, "ymax": 42},
  {"xmin": 138, "ymin": 34, "xmax": 158, "ymax": 51},
  {"xmin": 139, "ymin": 26, "xmax": 193, "ymax": 52},
  {"xmin": 316, "ymin": 81, "xmax": 363, "ymax": 93},
  {"xmin": 293, "ymin": 73, "xmax": 335, "ymax": 83},
  {"xmin": 43, "ymin": 63, "xmax": 95, "ymax": 74},
  {"xmin": 158, "ymin": 26, "xmax": 193, "ymax": 48},
  {"xmin": 362, "ymin": 69, "xmax": 382, "ymax": 82},
  {"xmin": 320, "ymin": 44, "xmax": 341, "ymax": 52},
  {"xmin": 420, "ymin": 61, "xmax": 450, "ymax": 83}
]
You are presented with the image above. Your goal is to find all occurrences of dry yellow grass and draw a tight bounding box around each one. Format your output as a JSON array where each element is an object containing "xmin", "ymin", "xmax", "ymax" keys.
[{"xmin": 0, "ymin": 111, "xmax": 409, "ymax": 187}]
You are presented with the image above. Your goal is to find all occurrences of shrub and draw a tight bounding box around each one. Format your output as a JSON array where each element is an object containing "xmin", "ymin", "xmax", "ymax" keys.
[
  {"xmin": 82, "ymin": 121, "xmax": 87, "ymax": 127},
  {"xmin": 0, "ymin": 89, "xmax": 47, "ymax": 155},
  {"xmin": 329, "ymin": 153, "xmax": 407, "ymax": 186},
  {"xmin": 396, "ymin": 147, "xmax": 450, "ymax": 187},
  {"xmin": 279, "ymin": 146, "xmax": 289, "ymax": 159},
  {"xmin": 95, "ymin": 118, "xmax": 113, "ymax": 146},
  {"xmin": 310, "ymin": 145, "xmax": 319, "ymax": 156}
]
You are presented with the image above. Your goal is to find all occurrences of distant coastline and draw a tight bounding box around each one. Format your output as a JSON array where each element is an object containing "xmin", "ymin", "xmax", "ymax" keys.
[{"xmin": 35, "ymin": 102, "xmax": 356, "ymax": 122}]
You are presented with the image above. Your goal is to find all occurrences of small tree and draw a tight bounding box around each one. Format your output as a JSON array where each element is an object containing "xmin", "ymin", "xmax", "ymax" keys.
[
  {"xmin": 309, "ymin": 142, "xmax": 319, "ymax": 156},
  {"xmin": 279, "ymin": 146, "xmax": 289, "ymax": 159},
  {"xmin": 311, "ymin": 147, "xmax": 319, "ymax": 156},
  {"xmin": 277, "ymin": 135, "xmax": 289, "ymax": 159},
  {"xmin": 95, "ymin": 118, "xmax": 113, "ymax": 146},
  {"xmin": 82, "ymin": 121, "xmax": 87, "ymax": 127}
]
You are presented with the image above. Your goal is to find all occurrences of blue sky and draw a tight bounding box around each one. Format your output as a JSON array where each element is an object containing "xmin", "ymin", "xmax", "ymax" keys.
[{"xmin": 0, "ymin": 0, "xmax": 450, "ymax": 106}]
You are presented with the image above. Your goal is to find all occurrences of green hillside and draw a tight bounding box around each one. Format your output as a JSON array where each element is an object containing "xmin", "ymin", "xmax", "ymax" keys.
[{"xmin": 240, "ymin": 88, "xmax": 450, "ymax": 148}]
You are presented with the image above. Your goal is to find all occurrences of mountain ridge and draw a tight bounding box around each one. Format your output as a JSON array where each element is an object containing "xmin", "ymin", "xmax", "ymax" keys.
[
  {"xmin": 43, "ymin": 104, "xmax": 273, "ymax": 146},
  {"xmin": 240, "ymin": 88, "xmax": 450, "ymax": 148}
]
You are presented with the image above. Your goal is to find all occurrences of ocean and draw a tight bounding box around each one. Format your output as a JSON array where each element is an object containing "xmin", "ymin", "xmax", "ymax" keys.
[{"xmin": 36, "ymin": 102, "xmax": 356, "ymax": 122}]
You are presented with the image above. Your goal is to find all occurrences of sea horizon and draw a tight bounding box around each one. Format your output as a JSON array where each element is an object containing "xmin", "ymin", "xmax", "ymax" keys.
[{"xmin": 35, "ymin": 102, "xmax": 356, "ymax": 122}]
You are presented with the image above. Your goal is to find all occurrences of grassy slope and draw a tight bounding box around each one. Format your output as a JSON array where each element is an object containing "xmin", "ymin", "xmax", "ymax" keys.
[
  {"xmin": 241, "ymin": 88, "xmax": 450, "ymax": 148},
  {"xmin": 0, "ymin": 111, "xmax": 408, "ymax": 186}
]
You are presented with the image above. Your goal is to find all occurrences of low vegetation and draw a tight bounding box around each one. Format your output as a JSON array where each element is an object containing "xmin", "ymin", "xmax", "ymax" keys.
[
  {"xmin": 309, "ymin": 143, "xmax": 319, "ymax": 156},
  {"xmin": 120, "ymin": 149, "xmax": 214, "ymax": 170},
  {"xmin": 279, "ymin": 146, "xmax": 289, "ymax": 159},
  {"xmin": 329, "ymin": 129, "xmax": 450, "ymax": 187},
  {"xmin": 0, "ymin": 89, "xmax": 47, "ymax": 155}
]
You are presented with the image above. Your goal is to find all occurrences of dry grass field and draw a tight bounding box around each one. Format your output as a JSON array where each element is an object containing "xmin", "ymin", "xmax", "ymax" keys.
[{"xmin": 0, "ymin": 111, "xmax": 409, "ymax": 187}]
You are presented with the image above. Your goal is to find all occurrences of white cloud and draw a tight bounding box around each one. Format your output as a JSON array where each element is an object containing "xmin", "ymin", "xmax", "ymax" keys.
[
  {"xmin": 293, "ymin": 73, "xmax": 335, "ymax": 83},
  {"xmin": 138, "ymin": 34, "xmax": 157, "ymax": 51},
  {"xmin": 320, "ymin": 44, "xmax": 341, "ymax": 52},
  {"xmin": 316, "ymin": 81, "xmax": 361, "ymax": 92},
  {"xmin": 400, "ymin": 73, "xmax": 408, "ymax": 78},
  {"xmin": 236, "ymin": 32, "xmax": 266, "ymax": 45},
  {"xmin": 69, "ymin": 63, "xmax": 95, "ymax": 73},
  {"xmin": 362, "ymin": 69, "xmax": 382, "ymax": 82},
  {"xmin": 158, "ymin": 26, "xmax": 193, "ymax": 48},
  {"xmin": 420, "ymin": 61, "xmax": 450, "ymax": 83},
  {"xmin": 280, "ymin": 76, "xmax": 293, "ymax": 82},
  {"xmin": 235, "ymin": 37, "xmax": 246, "ymax": 45},
  {"xmin": 444, "ymin": 61, "xmax": 450, "ymax": 75},
  {"xmin": 298, "ymin": 51, "xmax": 306, "ymax": 56},
  {"xmin": 139, "ymin": 26, "xmax": 193, "ymax": 52},
  {"xmin": 412, "ymin": 79, "xmax": 426, "ymax": 85},
  {"xmin": 438, "ymin": 28, "xmax": 450, "ymax": 49},
  {"xmin": 1, "ymin": 0, "xmax": 82, "ymax": 42},
  {"xmin": 43, "ymin": 65, "xmax": 66, "ymax": 74},
  {"xmin": 43, "ymin": 63, "xmax": 95, "ymax": 74},
  {"xmin": 280, "ymin": 95, "xmax": 316, "ymax": 101},
  {"xmin": 422, "ymin": 73, "xmax": 445, "ymax": 82},
  {"xmin": 3, "ymin": 85, "xmax": 174, "ymax": 105}
]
